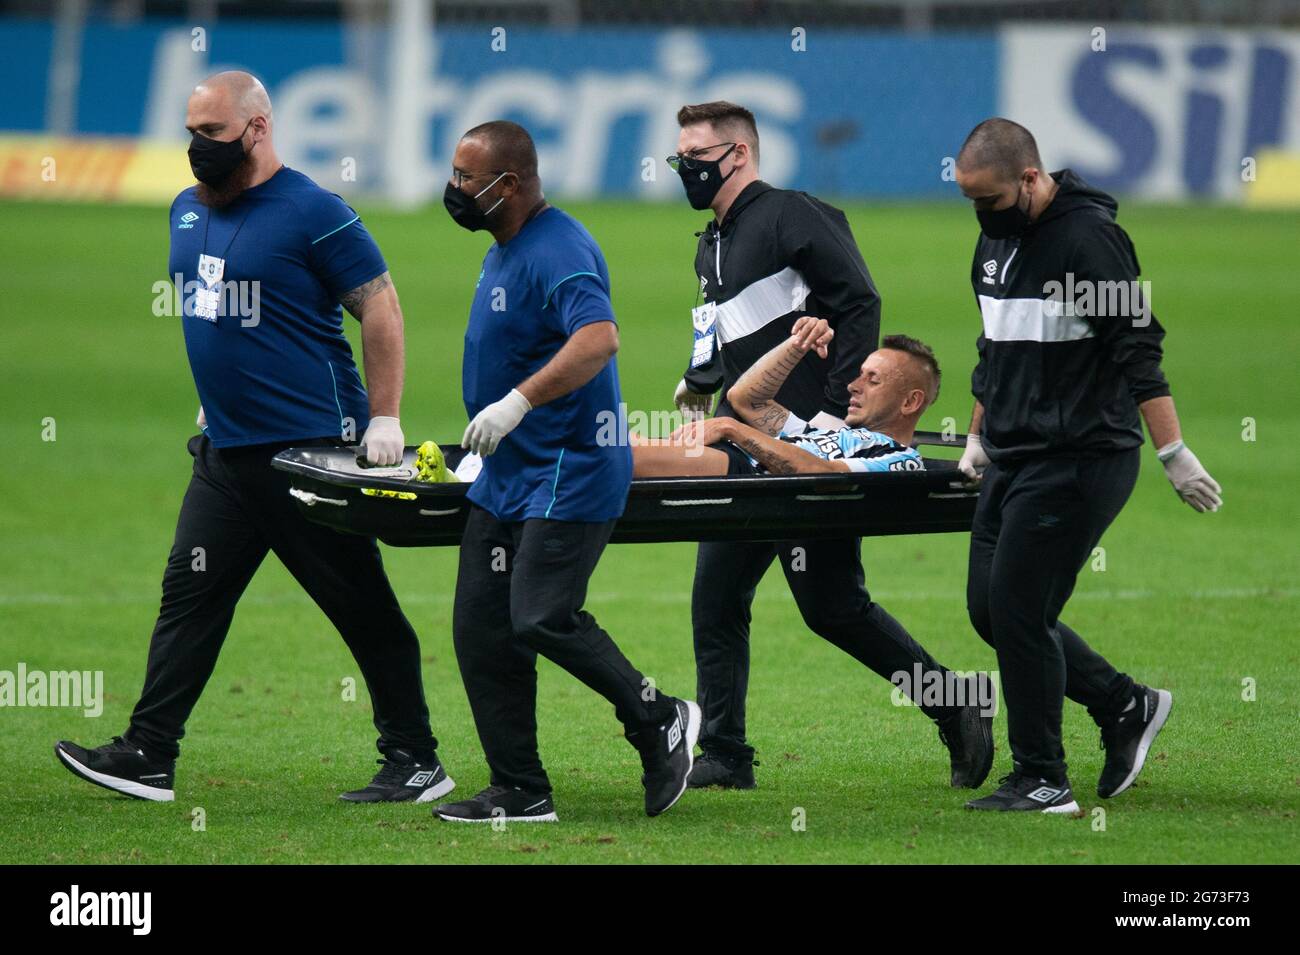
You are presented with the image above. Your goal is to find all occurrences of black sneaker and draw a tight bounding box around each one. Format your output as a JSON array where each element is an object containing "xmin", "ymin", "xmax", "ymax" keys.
[
  {"xmin": 434, "ymin": 785, "xmax": 557, "ymax": 823},
  {"xmin": 687, "ymin": 750, "xmax": 757, "ymax": 789},
  {"xmin": 1097, "ymin": 685, "xmax": 1173, "ymax": 798},
  {"xmin": 55, "ymin": 736, "xmax": 175, "ymax": 802},
  {"xmin": 339, "ymin": 751, "xmax": 455, "ymax": 803},
  {"xmin": 965, "ymin": 771, "xmax": 1079, "ymax": 813},
  {"xmin": 627, "ymin": 697, "xmax": 701, "ymax": 817},
  {"xmin": 938, "ymin": 681, "xmax": 995, "ymax": 789}
]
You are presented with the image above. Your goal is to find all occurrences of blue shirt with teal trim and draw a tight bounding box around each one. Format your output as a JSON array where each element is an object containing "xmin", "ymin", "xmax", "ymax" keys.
[
  {"xmin": 462, "ymin": 206, "xmax": 632, "ymax": 523},
  {"xmin": 167, "ymin": 167, "xmax": 382, "ymax": 448}
]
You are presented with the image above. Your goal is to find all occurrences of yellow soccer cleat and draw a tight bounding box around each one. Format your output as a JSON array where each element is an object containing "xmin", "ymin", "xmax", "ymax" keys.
[{"xmin": 415, "ymin": 441, "xmax": 457, "ymax": 483}]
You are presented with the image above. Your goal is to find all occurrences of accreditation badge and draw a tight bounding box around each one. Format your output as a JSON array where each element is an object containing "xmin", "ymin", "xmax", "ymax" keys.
[
  {"xmin": 195, "ymin": 253, "xmax": 226, "ymax": 322},
  {"xmin": 690, "ymin": 300, "xmax": 717, "ymax": 369}
]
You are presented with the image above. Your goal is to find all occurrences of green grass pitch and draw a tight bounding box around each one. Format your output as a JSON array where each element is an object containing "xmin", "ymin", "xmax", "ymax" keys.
[{"xmin": 0, "ymin": 197, "xmax": 1296, "ymax": 864}]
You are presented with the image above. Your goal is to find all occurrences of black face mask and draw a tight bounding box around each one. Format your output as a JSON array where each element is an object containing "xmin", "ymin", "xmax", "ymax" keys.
[
  {"xmin": 976, "ymin": 180, "xmax": 1033, "ymax": 240},
  {"xmin": 188, "ymin": 120, "xmax": 253, "ymax": 186},
  {"xmin": 443, "ymin": 172, "xmax": 508, "ymax": 232},
  {"xmin": 676, "ymin": 144, "xmax": 737, "ymax": 211}
]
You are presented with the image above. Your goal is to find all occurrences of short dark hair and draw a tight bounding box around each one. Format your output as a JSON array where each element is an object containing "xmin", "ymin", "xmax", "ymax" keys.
[
  {"xmin": 881, "ymin": 334, "xmax": 941, "ymax": 406},
  {"xmin": 462, "ymin": 120, "xmax": 539, "ymax": 181},
  {"xmin": 677, "ymin": 101, "xmax": 760, "ymax": 165},
  {"xmin": 956, "ymin": 117, "xmax": 1043, "ymax": 183}
]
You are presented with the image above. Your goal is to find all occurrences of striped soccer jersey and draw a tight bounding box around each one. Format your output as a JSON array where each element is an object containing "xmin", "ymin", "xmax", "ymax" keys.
[{"xmin": 731, "ymin": 417, "xmax": 922, "ymax": 474}]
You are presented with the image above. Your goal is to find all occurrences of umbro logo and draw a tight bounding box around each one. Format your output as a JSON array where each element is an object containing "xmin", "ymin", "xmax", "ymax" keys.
[
  {"xmin": 982, "ymin": 259, "xmax": 998, "ymax": 277},
  {"xmin": 1027, "ymin": 786, "xmax": 1064, "ymax": 803},
  {"xmin": 406, "ymin": 770, "xmax": 436, "ymax": 787},
  {"xmin": 177, "ymin": 210, "xmax": 199, "ymax": 230},
  {"xmin": 666, "ymin": 715, "xmax": 682, "ymax": 751}
]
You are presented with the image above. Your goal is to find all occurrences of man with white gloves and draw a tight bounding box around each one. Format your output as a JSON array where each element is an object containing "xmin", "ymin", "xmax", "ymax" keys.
[
  {"xmin": 437, "ymin": 120, "xmax": 700, "ymax": 824},
  {"xmin": 952, "ymin": 118, "xmax": 1221, "ymax": 814},
  {"xmin": 959, "ymin": 432, "xmax": 1221, "ymax": 514},
  {"xmin": 56, "ymin": 72, "xmax": 450, "ymax": 806}
]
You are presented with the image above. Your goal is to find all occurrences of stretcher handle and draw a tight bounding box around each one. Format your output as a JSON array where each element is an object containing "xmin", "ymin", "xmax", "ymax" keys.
[{"xmin": 911, "ymin": 430, "xmax": 968, "ymax": 449}]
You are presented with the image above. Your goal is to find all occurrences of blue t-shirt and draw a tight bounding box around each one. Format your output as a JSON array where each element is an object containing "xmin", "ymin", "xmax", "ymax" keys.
[
  {"xmin": 168, "ymin": 167, "xmax": 384, "ymax": 447},
  {"xmin": 462, "ymin": 207, "xmax": 632, "ymax": 522}
]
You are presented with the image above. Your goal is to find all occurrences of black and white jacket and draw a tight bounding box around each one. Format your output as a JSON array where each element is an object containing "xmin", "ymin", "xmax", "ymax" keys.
[
  {"xmin": 681, "ymin": 180, "xmax": 881, "ymax": 422},
  {"xmin": 970, "ymin": 169, "xmax": 1170, "ymax": 463}
]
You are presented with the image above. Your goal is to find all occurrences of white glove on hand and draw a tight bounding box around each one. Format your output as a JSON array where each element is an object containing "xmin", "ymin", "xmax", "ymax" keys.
[
  {"xmin": 463, "ymin": 388, "xmax": 531, "ymax": 456},
  {"xmin": 196, "ymin": 405, "xmax": 206, "ymax": 430},
  {"xmin": 674, "ymin": 378, "xmax": 714, "ymax": 422},
  {"xmin": 1159, "ymin": 441, "xmax": 1222, "ymax": 512},
  {"xmin": 360, "ymin": 415, "xmax": 404, "ymax": 466},
  {"xmin": 958, "ymin": 432, "xmax": 990, "ymax": 481}
]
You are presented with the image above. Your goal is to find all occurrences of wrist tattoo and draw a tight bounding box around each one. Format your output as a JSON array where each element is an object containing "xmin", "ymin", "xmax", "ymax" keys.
[{"xmin": 734, "ymin": 434, "xmax": 798, "ymax": 475}]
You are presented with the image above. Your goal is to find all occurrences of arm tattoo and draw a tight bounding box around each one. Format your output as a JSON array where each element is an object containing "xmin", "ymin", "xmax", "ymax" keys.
[
  {"xmin": 733, "ymin": 342, "xmax": 805, "ymax": 435},
  {"xmin": 339, "ymin": 271, "xmax": 392, "ymax": 317},
  {"xmin": 751, "ymin": 402, "xmax": 793, "ymax": 435},
  {"xmin": 732, "ymin": 434, "xmax": 800, "ymax": 475}
]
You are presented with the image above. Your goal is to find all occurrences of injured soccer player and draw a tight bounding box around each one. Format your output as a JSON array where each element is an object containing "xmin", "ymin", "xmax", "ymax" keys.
[{"xmin": 631, "ymin": 317, "xmax": 940, "ymax": 478}]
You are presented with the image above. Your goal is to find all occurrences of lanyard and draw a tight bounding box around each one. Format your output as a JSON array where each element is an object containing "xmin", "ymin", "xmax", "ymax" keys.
[{"xmin": 200, "ymin": 204, "xmax": 253, "ymax": 265}]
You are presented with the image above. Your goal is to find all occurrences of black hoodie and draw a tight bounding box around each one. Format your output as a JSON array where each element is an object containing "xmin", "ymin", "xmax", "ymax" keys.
[
  {"xmin": 681, "ymin": 180, "xmax": 881, "ymax": 421},
  {"xmin": 970, "ymin": 168, "xmax": 1170, "ymax": 463}
]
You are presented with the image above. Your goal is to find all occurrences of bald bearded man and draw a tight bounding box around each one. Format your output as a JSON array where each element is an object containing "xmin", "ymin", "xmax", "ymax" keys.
[{"xmin": 55, "ymin": 72, "xmax": 453, "ymax": 805}]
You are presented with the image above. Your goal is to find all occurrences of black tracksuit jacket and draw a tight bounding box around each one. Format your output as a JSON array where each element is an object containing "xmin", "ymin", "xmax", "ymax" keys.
[
  {"xmin": 970, "ymin": 169, "xmax": 1171, "ymax": 463},
  {"xmin": 681, "ymin": 180, "xmax": 880, "ymax": 421}
]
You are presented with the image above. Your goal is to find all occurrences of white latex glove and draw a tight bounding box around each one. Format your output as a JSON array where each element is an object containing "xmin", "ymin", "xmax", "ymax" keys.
[
  {"xmin": 1158, "ymin": 440, "xmax": 1222, "ymax": 512},
  {"xmin": 360, "ymin": 415, "xmax": 404, "ymax": 466},
  {"xmin": 958, "ymin": 432, "xmax": 991, "ymax": 481},
  {"xmin": 196, "ymin": 405, "xmax": 206, "ymax": 430},
  {"xmin": 674, "ymin": 378, "xmax": 714, "ymax": 421},
  {"xmin": 462, "ymin": 389, "xmax": 531, "ymax": 456}
]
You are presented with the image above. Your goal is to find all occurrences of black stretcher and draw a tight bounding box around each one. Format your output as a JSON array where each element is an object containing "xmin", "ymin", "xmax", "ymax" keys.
[{"xmin": 271, "ymin": 431, "xmax": 979, "ymax": 547}]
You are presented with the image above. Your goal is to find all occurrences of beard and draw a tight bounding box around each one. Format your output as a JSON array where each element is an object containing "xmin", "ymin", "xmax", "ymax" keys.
[
  {"xmin": 195, "ymin": 154, "xmax": 257, "ymax": 209},
  {"xmin": 848, "ymin": 406, "xmax": 891, "ymax": 434}
]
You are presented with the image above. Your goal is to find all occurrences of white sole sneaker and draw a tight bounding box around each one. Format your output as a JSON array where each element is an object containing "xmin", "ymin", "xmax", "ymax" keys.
[
  {"xmin": 1042, "ymin": 799, "xmax": 1081, "ymax": 814},
  {"xmin": 436, "ymin": 811, "xmax": 559, "ymax": 823},
  {"xmin": 655, "ymin": 699, "xmax": 702, "ymax": 818},
  {"xmin": 414, "ymin": 775, "xmax": 457, "ymax": 803},
  {"xmin": 1107, "ymin": 689, "xmax": 1173, "ymax": 798},
  {"xmin": 56, "ymin": 745, "xmax": 174, "ymax": 802}
]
